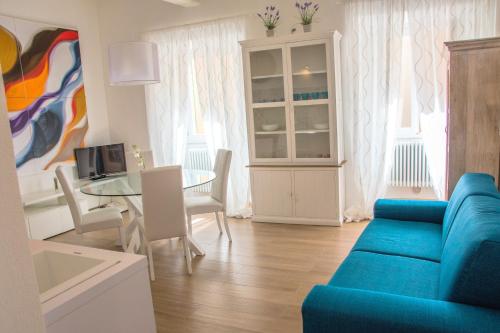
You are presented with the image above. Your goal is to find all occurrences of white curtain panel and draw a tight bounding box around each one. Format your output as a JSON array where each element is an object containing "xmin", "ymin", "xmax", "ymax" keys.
[
  {"xmin": 342, "ymin": 0, "xmax": 405, "ymax": 221},
  {"xmin": 144, "ymin": 16, "xmax": 251, "ymax": 217},
  {"xmin": 144, "ymin": 29, "xmax": 192, "ymax": 166},
  {"xmin": 407, "ymin": 0, "xmax": 497, "ymax": 199},
  {"xmin": 189, "ymin": 18, "xmax": 251, "ymax": 217}
]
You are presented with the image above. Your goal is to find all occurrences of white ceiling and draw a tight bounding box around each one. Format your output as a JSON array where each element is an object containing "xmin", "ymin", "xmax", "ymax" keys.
[{"xmin": 162, "ymin": 0, "xmax": 200, "ymax": 7}]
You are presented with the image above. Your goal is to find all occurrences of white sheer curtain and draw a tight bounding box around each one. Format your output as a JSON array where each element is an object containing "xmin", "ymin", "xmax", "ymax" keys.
[
  {"xmin": 189, "ymin": 18, "xmax": 251, "ymax": 217},
  {"xmin": 342, "ymin": 0, "xmax": 405, "ymax": 221},
  {"xmin": 143, "ymin": 16, "xmax": 251, "ymax": 217},
  {"xmin": 407, "ymin": 0, "xmax": 497, "ymax": 199},
  {"xmin": 144, "ymin": 29, "xmax": 192, "ymax": 166}
]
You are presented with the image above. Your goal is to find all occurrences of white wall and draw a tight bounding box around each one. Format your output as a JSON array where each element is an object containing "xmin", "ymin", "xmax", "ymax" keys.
[
  {"xmin": 0, "ymin": 0, "xmax": 111, "ymax": 147},
  {"xmin": 0, "ymin": 73, "xmax": 45, "ymax": 332},
  {"xmin": 3, "ymin": 0, "xmax": 497, "ymax": 154},
  {"xmin": 96, "ymin": 0, "xmax": 345, "ymax": 151},
  {"xmin": 97, "ymin": 0, "xmax": 500, "ymax": 153}
]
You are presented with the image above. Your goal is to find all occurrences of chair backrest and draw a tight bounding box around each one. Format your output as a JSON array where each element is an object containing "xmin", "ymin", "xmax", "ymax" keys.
[
  {"xmin": 126, "ymin": 150, "xmax": 154, "ymax": 172},
  {"xmin": 210, "ymin": 149, "xmax": 232, "ymax": 208},
  {"xmin": 141, "ymin": 166, "xmax": 187, "ymax": 242},
  {"xmin": 55, "ymin": 166, "xmax": 83, "ymax": 230},
  {"xmin": 442, "ymin": 173, "xmax": 500, "ymax": 245}
]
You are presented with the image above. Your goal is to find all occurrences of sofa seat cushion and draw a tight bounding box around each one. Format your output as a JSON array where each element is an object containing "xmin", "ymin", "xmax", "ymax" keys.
[
  {"xmin": 352, "ymin": 218, "xmax": 442, "ymax": 262},
  {"xmin": 329, "ymin": 251, "xmax": 440, "ymax": 299}
]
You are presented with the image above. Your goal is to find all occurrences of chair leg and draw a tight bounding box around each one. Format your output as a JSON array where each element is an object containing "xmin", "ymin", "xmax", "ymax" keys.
[
  {"xmin": 147, "ymin": 243, "xmax": 156, "ymax": 281},
  {"xmin": 119, "ymin": 227, "xmax": 127, "ymax": 251},
  {"xmin": 187, "ymin": 214, "xmax": 193, "ymax": 236},
  {"xmin": 182, "ymin": 236, "xmax": 192, "ymax": 275},
  {"xmin": 215, "ymin": 212, "xmax": 223, "ymax": 234},
  {"xmin": 138, "ymin": 226, "xmax": 146, "ymax": 255},
  {"xmin": 222, "ymin": 211, "xmax": 232, "ymax": 242}
]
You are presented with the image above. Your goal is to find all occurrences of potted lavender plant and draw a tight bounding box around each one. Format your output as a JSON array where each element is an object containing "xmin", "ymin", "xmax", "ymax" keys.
[
  {"xmin": 295, "ymin": 1, "xmax": 319, "ymax": 32},
  {"xmin": 257, "ymin": 6, "xmax": 280, "ymax": 37}
]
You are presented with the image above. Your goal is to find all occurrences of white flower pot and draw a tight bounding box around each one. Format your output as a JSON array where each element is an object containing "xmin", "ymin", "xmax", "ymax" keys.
[
  {"xmin": 303, "ymin": 24, "xmax": 312, "ymax": 33},
  {"xmin": 266, "ymin": 29, "xmax": 275, "ymax": 37}
]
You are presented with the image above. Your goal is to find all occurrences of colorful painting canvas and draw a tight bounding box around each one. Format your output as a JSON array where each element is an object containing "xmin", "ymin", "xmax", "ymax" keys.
[{"xmin": 0, "ymin": 15, "xmax": 88, "ymax": 174}]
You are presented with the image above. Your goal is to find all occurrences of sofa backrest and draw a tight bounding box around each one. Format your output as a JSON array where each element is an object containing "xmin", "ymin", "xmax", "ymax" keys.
[
  {"xmin": 439, "ymin": 195, "xmax": 500, "ymax": 309},
  {"xmin": 442, "ymin": 173, "xmax": 500, "ymax": 246}
]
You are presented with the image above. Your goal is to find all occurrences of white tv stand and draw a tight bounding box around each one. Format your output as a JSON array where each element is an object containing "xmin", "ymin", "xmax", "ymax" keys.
[{"xmin": 20, "ymin": 167, "xmax": 105, "ymax": 240}]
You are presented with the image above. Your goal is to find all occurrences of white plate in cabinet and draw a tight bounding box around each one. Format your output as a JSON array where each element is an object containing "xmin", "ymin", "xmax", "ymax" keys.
[{"xmin": 251, "ymin": 170, "xmax": 293, "ymax": 217}]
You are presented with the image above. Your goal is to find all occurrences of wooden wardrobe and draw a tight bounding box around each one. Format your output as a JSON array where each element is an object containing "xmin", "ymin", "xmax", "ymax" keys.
[{"xmin": 445, "ymin": 37, "xmax": 500, "ymax": 197}]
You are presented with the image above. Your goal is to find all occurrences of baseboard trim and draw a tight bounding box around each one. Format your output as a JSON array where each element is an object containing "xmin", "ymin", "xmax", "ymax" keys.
[{"xmin": 251, "ymin": 215, "xmax": 342, "ymax": 226}]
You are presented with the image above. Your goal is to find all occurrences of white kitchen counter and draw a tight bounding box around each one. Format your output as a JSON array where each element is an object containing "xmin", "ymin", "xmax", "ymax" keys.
[{"xmin": 30, "ymin": 240, "xmax": 156, "ymax": 333}]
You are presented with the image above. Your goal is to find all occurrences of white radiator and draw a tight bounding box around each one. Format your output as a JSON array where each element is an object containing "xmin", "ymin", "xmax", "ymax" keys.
[
  {"xmin": 184, "ymin": 146, "xmax": 212, "ymax": 192},
  {"xmin": 390, "ymin": 139, "xmax": 432, "ymax": 188}
]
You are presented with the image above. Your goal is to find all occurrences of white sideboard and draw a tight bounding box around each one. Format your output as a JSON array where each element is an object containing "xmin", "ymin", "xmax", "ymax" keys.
[
  {"xmin": 240, "ymin": 32, "xmax": 345, "ymax": 226},
  {"xmin": 250, "ymin": 166, "xmax": 344, "ymax": 225},
  {"xmin": 20, "ymin": 167, "xmax": 107, "ymax": 240}
]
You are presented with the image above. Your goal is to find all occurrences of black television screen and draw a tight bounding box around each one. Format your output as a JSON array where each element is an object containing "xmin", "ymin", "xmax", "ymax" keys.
[{"xmin": 74, "ymin": 144, "xmax": 127, "ymax": 179}]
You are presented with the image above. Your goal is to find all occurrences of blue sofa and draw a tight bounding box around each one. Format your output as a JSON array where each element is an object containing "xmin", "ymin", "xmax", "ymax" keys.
[{"xmin": 302, "ymin": 173, "xmax": 500, "ymax": 332}]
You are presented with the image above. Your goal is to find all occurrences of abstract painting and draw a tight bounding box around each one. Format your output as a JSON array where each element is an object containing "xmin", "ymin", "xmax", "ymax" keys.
[{"xmin": 0, "ymin": 15, "xmax": 88, "ymax": 174}]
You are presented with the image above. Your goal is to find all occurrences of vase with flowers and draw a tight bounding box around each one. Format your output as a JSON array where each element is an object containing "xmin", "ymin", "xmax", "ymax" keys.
[
  {"xmin": 131, "ymin": 144, "xmax": 146, "ymax": 170},
  {"xmin": 257, "ymin": 6, "xmax": 280, "ymax": 37},
  {"xmin": 295, "ymin": 1, "xmax": 319, "ymax": 32}
]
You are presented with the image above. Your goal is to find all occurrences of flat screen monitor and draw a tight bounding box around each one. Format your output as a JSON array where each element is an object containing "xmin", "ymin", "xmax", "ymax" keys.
[{"xmin": 74, "ymin": 144, "xmax": 127, "ymax": 179}]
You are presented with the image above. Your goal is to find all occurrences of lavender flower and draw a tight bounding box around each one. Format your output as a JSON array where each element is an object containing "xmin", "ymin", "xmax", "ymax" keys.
[
  {"xmin": 296, "ymin": 1, "xmax": 319, "ymax": 25},
  {"xmin": 257, "ymin": 5, "xmax": 280, "ymax": 31}
]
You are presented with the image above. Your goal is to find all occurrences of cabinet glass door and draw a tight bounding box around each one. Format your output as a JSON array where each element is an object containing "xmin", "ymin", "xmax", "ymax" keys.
[
  {"xmin": 290, "ymin": 43, "xmax": 329, "ymax": 102},
  {"xmin": 294, "ymin": 105, "xmax": 331, "ymax": 159},
  {"xmin": 289, "ymin": 42, "xmax": 332, "ymax": 160},
  {"xmin": 249, "ymin": 49, "xmax": 285, "ymax": 104},
  {"xmin": 253, "ymin": 106, "xmax": 288, "ymax": 159}
]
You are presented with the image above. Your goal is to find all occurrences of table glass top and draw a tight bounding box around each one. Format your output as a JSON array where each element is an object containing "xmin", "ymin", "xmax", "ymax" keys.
[{"xmin": 79, "ymin": 169, "xmax": 216, "ymax": 197}]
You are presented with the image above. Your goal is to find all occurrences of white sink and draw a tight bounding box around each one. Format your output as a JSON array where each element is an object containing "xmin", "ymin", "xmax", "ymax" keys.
[
  {"xmin": 30, "ymin": 240, "xmax": 156, "ymax": 333},
  {"xmin": 32, "ymin": 249, "xmax": 117, "ymax": 303}
]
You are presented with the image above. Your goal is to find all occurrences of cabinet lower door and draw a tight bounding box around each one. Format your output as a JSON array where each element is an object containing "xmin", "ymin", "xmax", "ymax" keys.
[
  {"xmin": 294, "ymin": 170, "xmax": 339, "ymax": 219},
  {"xmin": 251, "ymin": 170, "xmax": 293, "ymax": 217}
]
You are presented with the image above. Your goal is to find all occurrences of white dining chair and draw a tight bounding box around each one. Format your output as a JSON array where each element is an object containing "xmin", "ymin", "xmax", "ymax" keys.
[
  {"xmin": 55, "ymin": 166, "xmax": 126, "ymax": 250},
  {"xmin": 138, "ymin": 166, "xmax": 192, "ymax": 280},
  {"xmin": 124, "ymin": 150, "xmax": 154, "ymax": 220},
  {"xmin": 185, "ymin": 149, "xmax": 232, "ymax": 242}
]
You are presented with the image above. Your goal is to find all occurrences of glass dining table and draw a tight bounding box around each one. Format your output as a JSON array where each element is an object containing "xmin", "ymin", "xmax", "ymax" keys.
[
  {"xmin": 79, "ymin": 169, "xmax": 216, "ymax": 196},
  {"xmin": 78, "ymin": 169, "xmax": 216, "ymax": 256}
]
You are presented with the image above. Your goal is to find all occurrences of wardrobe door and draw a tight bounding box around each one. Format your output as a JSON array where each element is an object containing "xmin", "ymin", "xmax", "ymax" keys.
[{"xmin": 446, "ymin": 39, "xmax": 500, "ymax": 196}]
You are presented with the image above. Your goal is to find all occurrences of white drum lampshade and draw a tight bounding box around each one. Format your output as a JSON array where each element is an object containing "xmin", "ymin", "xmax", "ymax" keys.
[{"xmin": 108, "ymin": 41, "xmax": 160, "ymax": 86}]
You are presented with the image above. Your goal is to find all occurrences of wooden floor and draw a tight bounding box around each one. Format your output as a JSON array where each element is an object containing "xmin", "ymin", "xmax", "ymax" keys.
[{"xmin": 50, "ymin": 215, "xmax": 368, "ymax": 333}]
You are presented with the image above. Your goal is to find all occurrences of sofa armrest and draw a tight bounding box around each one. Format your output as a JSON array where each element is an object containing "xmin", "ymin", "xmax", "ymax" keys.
[
  {"xmin": 374, "ymin": 199, "xmax": 448, "ymax": 224},
  {"xmin": 302, "ymin": 285, "xmax": 500, "ymax": 333}
]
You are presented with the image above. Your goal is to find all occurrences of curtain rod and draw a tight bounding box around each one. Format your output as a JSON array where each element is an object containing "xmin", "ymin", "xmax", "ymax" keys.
[{"xmin": 141, "ymin": 12, "xmax": 254, "ymax": 35}]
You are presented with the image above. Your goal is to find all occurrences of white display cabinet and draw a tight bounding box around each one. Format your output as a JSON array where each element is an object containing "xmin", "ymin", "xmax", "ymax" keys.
[{"xmin": 241, "ymin": 32, "xmax": 345, "ymax": 226}]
